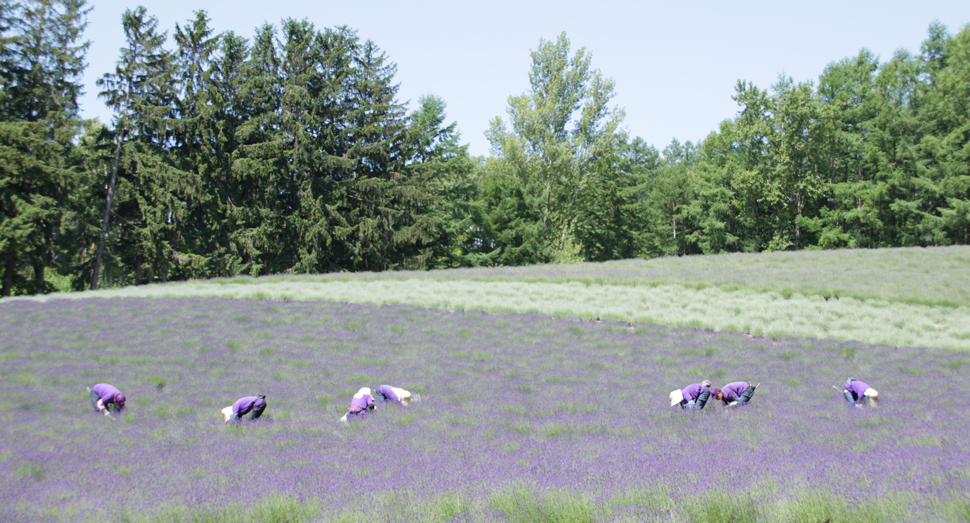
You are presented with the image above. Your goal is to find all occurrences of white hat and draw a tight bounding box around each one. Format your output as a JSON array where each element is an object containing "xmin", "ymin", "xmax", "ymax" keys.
[
  {"xmin": 221, "ymin": 406, "xmax": 233, "ymax": 423},
  {"xmin": 669, "ymin": 389, "xmax": 684, "ymax": 407}
]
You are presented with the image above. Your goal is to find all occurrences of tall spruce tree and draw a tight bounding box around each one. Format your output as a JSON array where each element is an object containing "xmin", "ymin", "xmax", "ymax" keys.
[
  {"xmin": 171, "ymin": 11, "xmax": 226, "ymax": 278},
  {"xmin": 230, "ymin": 23, "xmax": 287, "ymax": 276},
  {"xmin": 932, "ymin": 24, "xmax": 970, "ymax": 244},
  {"xmin": 278, "ymin": 18, "xmax": 327, "ymax": 273},
  {"xmin": 192, "ymin": 30, "xmax": 250, "ymax": 276},
  {"xmin": 406, "ymin": 94, "xmax": 483, "ymax": 268},
  {"xmin": 0, "ymin": 0, "xmax": 89, "ymax": 296},
  {"xmin": 872, "ymin": 49, "xmax": 925, "ymax": 246},
  {"xmin": 328, "ymin": 36, "xmax": 434, "ymax": 271},
  {"xmin": 93, "ymin": 6, "xmax": 172, "ymax": 288}
]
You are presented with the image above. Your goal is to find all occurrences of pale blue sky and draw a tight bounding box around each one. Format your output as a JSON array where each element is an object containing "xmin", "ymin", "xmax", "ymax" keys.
[{"xmin": 79, "ymin": 1, "xmax": 969, "ymax": 157}]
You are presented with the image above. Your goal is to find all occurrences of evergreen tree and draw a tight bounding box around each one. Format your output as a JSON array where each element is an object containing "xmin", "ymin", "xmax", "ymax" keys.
[
  {"xmin": 327, "ymin": 36, "xmax": 434, "ymax": 271},
  {"xmin": 873, "ymin": 49, "xmax": 928, "ymax": 246},
  {"xmin": 682, "ymin": 124, "xmax": 739, "ymax": 255},
  {"xmin": 476, "ymin": 155, "xmax": 547, "ymax": 266},
  {"xmin": 815, "ymin": 49, "xmax": 884, "ymax": 248},
  {"xmin": 638, "ymin": 139, "xmax": 698, "ymax": 257},
  {"xmin": 918, "ymin": 23, "xmax": 970, "ymax": 245},
  {"xmin": 278, "ymin": 18, "xmax": 330, "ymax": 274},
  {"xmin": 730, "ymin": 80, "xmax": 773, "ymax": 251},
  {"xmin": 405, "ymin": 94, "xmax": 484, "ymax": 268},
  {"xmin": 94, "ymin": 6, "xmax": 176, "ymax": 288},
  {"xmin": 230, "ymin": 22, "xmax": 288, "ymax": 276},
  {"xmin": 0, "ymin": 0, "xmax": 89, "ymax": 296},
  {"xmin": 170, "ymin": 10, "xmax": 224, "ymax": 278}
]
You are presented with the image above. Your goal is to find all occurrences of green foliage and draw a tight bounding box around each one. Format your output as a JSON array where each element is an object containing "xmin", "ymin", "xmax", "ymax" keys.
[
  {"xmin": 0, "ymin": 0, "xmax": 89, "ymax": 297},
  {"xmin": 126, "ymin": 495, "xmax": 320, "ymax": 523},
  {"xmin": 629, "ymin": 23, "xmax": 970, "ymax": 258},
  {"xmin": 684, "ymin": 494, "xmax": 761, "ymax": 523},
  {"xmin": 5, "ymin": 17, "xmax": 970, "ymax": 296},
  {"xmin": 485, "ymin": 32, "xmax": 628, "ymax": 264},
  {"xmin": 491, "ymin": 489, "xmax": 599, "ymax": 523}
]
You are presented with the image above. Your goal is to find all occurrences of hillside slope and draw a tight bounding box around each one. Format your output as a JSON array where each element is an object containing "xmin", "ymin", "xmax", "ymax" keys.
[{"xmin": 10, "ymin": 246, "xmax": 970, "ymax": 350}]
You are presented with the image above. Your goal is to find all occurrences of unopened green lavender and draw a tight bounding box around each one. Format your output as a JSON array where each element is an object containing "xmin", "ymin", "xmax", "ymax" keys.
[{"xmin": 1, "ymin": 297, "xmax": 967, "ymax": 521}]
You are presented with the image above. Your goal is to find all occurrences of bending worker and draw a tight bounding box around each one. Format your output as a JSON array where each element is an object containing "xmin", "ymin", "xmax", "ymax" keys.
[
  {"xmin": 222, "ymin": 394, "xmax": 267, "ymax": 423},
  {"xmin": 377, "ymin": 384, "xmax": 417, "ymax": 406},
  {"xmin": 339, "ymin": 387, "xmax": 376, "ymax": 423},
  {"xmin": 714, "ymin": 381, "xmax": 760, "ymax": 408},
  {"xmin": 88, "ymin": 383, "xmax": 126, "ymax": 416},
  {"xmin": 670, "ymin": 380, "xmax": 713, "ymax": 410},
  {"xmin": 842, "ymin": 378, "xmax": 879, "ymax": 407}
]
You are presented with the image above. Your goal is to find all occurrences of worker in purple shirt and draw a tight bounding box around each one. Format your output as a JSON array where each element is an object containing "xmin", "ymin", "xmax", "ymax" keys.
[
  {"xmin": 669, "ymin": 380, "xmax": 713, "ymax": 410},
  {"xmin": 221, "ymin": 394, "xmax": 266, "ymax": 423},
  {"xmin": 87, "ymin": 383, "xmax": 126, "ymax": 416},
  {"xmin": 338, "ymin": 387, "xmax": 376, "ymax": 423},
  {"xmin": 377, "ymin": 384, "xmax": 416, "ymax": 406},
  {"xmin": 842, "ymin": 378, "xmax": 879, "ymax": 407},
  {"xmin": 713, "ymin": 381, "xmax": 760, "ymax": 408}
]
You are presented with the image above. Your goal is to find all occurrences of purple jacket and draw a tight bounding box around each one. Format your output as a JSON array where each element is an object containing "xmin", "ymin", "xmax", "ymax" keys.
[
  {"xmin": 349, "ymin": 393, "xmax": 374, "ymax": 412},
  {"xmin": 92, "ymin": 383, "xmax": 122, "ymax": 404},
  {"xmin": 845, "ymin": 379, "xmax": 871, "ymax": 397},
  {"xmin": 721, "ymin": 382, "xmax": 749, "ymax": 402},
  {"xmin": 379, "ymin": 385, "xmax": 400, "ymax": 403},
  {"xmin": 232, "ymin": 396, "xmax": 265, "ymax": 417},
  {"xmin": 682, "ymin": 383, "xmax": 707, "ymax": 402}
]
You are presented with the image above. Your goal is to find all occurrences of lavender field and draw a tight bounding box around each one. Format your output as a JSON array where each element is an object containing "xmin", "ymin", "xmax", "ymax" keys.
[
  {"xmin": 43, "ymin": 246, "xmax": 970, "ymax": 352},
  {"xmin": 2, "ymin": 297, "xmax": 969, "ymax": 522}
]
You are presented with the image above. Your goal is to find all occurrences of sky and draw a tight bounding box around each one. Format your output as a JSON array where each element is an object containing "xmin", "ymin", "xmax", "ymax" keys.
[{"xmin": 78, "ymin": 1, "xmax": 969, "ymax": 158}]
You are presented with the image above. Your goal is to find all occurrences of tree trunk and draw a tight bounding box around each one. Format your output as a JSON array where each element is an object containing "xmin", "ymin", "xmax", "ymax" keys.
[
  {"xmin": 91, "ymin": 131, "xmax": 124, "ymax": 290},
  {"xmin": 542, "ymin": 179, "xmax": 552, "ymax": 232},
  {"xmin": 36, "ymin": 220, "xmax": 54, "ymax": 295},
  {"xmin": 1, "ymin": 256, "xmax": 13, "ymax": 297},
  {"xmin": 753, "ymin": 201, "xmax": 760, "ymax": 250},
  {"xmin": 33, "ymin": 262, "xmax": 44, "ymax": 295},
  {"xmin": 558, "ymin": 185, "xmax": 581, "ymax": 252}
]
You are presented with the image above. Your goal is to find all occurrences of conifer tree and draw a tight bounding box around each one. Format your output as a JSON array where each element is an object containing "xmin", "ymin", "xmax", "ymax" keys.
[
  {"xmin": 93, "ymin": 6, "xmax": 171, "ymax": 288},
  {"xmin": 171, "ymin": 11, "xmax": 224, "ymax": 278},
  {"xmin": 917, "ymin": 23, "xmax": 970, "ymax": 245},
  {"xmin": 0, "ymin": 0, "xmax": 89, "ymax": 296},
  {"xmin": 230, "ymin": 22, "xmax": 289, "ymax": 275},
  {"xmin": 328, "ymin": 36, "xmax": 433, "ymax": 271},
  {"xmin": 405, "ymin": 94, "xmax": 483, "ymax": 268}
]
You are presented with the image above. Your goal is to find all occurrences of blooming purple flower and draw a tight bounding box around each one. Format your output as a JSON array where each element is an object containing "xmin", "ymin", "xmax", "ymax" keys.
[{"xmin": 0, "ymin": 297, "xmax": 965, "ymax": 521}]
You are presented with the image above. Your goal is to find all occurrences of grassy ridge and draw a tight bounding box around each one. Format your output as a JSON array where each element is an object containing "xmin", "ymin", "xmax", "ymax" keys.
[
  {"xmin": 16, "ymin": 246, "xmax": 970, "ymax": 351},
  {"xmin": 209, "ymin": 246, "xmax": 970, "ymax": 308}
]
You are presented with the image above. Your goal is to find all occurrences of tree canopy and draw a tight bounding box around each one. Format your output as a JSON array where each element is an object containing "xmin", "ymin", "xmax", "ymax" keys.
[{"xmin": 1, "ymin": 7, "xmax": 968, "ymax": 295}]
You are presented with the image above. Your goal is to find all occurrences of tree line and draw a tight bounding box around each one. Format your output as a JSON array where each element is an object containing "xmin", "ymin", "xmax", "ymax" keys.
[{"xmin": 1, "ymin": 1, "xmax": 968, "ymax": 296}]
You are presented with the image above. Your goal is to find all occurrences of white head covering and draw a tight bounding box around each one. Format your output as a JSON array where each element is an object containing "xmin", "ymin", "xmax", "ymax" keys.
[
  {"xmin": 353, "ymin": 387, "xmax": 371, "ymax": 399},
  {"xmin": 669, "ymin": 389, "xmax": 684, "ymax": 407},
  {"xmin": 221, "ymin": 406, "xmax": 233, "ymax": 423}
]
